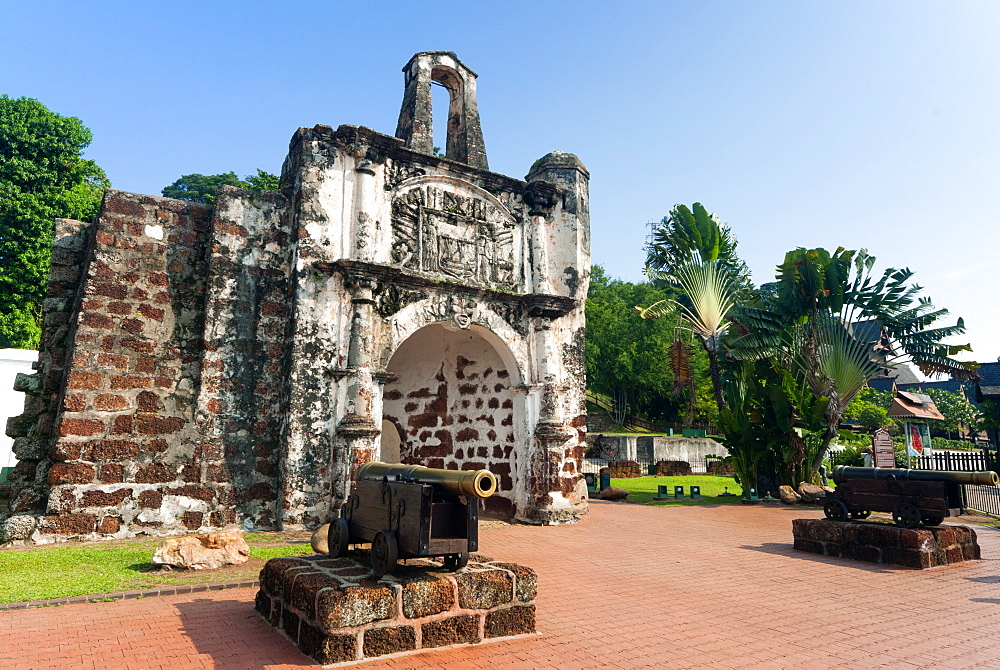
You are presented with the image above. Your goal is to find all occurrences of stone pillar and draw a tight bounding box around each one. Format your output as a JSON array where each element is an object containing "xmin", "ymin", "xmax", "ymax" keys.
[
  {"xmin": 353, "ymin": 157, "xmax": 377, "ymax": 263},
  {"xmin": 337, "ymin": 276, "xmax": 381, "ymax": 476}
]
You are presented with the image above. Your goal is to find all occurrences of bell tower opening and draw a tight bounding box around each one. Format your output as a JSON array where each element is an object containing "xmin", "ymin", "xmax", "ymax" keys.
[{"xmin": 394, "ymin": 51, "xmax": 488, "ymax": 170}]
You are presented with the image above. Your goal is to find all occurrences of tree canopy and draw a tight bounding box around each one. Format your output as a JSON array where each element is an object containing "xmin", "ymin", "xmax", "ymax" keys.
[
  {"xmin": 161, "ymin": 169, "xmax": 280, "ymax": 204},
  {"xmin": 586, "ymin": 266, "xmax": 713, "ymax": 425},
  {"xmin": 0, "ymin": 95, "xmax": 109, "ymax": 348}
]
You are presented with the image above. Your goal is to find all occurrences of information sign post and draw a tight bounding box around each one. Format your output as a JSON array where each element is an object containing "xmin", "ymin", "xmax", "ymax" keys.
[{"xmin": 873, "ymin": 428, "xmax": 895, "ymax": 469}]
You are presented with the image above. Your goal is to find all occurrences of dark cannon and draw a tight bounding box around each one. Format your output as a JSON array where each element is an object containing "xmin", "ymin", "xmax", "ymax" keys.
[
  {"xmin": 824, "ymin": 465, "xmax": 1000, "ymax": 529},
  {"xmin": 329, "ymin": 462, "xmax": 498, "ymax": 577}
]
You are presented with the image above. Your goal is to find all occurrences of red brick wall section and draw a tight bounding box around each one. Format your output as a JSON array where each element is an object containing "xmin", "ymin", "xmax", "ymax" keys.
[
  {"xmin": 6, "ymin": 219, "xmax": 95, "ymax": 516},
  {"xmin": 25, "ymin": 191, "xmax": 225, "ymax": 540}
]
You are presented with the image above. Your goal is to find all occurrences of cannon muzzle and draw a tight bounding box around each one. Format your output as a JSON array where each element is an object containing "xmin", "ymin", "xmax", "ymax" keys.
[
  {"xmin": 832, "ymin": 465, "xmax": 999, "ymax": 487},
  {"xmin": 356, "ymin": 462, "xmax": 497, "ymax": 498}
]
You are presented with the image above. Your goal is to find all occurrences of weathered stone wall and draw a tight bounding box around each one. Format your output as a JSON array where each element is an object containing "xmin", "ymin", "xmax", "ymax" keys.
[{"xmin": 4, "ymin": 51, "xmax": 590, "ymax": 543}]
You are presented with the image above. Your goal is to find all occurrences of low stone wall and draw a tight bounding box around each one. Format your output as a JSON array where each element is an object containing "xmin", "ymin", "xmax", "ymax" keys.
[
  {"xmin": 600, "ymin": 460, "xmax": 642, "ymax": 478},
  {"xmin": 792, "ymin": 519, "xmax": 980, "ymax": 569},
  {"xmin": 256, "ymin": 554, "xmax": 537, "ymax": 665},
  {"xmin": 653, "ymin": 460, "xmax": 691, "ymax": 476},
  {"xmin": 706, "ymin": 460, "xmax": 733, "ymax": 475}
]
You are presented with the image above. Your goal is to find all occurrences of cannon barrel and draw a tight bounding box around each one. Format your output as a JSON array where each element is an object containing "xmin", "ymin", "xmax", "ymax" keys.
[
  {"xmin": 832, "ymin": 465, "xmax": 999, "ymax": 487},
  {"xmin": 356, "ymin": 462, "xmax": 497, "ymax": 499}
]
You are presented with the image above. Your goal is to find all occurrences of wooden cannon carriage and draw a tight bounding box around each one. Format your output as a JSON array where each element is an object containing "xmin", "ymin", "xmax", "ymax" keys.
[
  {"xmin": 328, "ymin": 462, "xmax": 497, "ymax": 577},
  {"xmin": 823, "ymin": 465, "xmax": 1000, "ymax": 529}
]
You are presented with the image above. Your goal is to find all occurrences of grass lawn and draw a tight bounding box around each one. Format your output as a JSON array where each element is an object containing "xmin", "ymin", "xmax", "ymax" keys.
[
  {"xmin": 609, "ymin": 475, "xmax": 744, "ymax": 506},
  {"xmin": 0, "ymin": 533, "xmax": 315, "ymax": 604}
]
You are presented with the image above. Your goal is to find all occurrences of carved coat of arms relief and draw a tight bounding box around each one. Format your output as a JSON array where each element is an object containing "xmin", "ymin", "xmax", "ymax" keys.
[{"xmin": 390, "ymin": 178, "xmax": 520, "ymax": 291}]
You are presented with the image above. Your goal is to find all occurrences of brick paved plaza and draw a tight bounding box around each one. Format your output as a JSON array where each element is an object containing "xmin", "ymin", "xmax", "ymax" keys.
[{"xmin": 3, "ymin": 501, "xmax": 999, "ymax": 669}]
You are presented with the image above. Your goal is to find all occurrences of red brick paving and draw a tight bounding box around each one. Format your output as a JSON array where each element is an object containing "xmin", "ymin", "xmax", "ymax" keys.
[{"xmin": 3, "ymin": 501, "xmax": 1000, "ymax": 669}]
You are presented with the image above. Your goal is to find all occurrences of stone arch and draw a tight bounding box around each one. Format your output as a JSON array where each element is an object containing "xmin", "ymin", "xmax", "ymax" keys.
[
  {"xmin": 381, "ymin": 297, "xmax": 527, "ymax": 384},
  {"xmin": 381, "ymin": 321, "xmax": 522, "ymax": 517},
  {"xmin": 430, "ymin": 65, "xmax": 464, "ymax": 161}
]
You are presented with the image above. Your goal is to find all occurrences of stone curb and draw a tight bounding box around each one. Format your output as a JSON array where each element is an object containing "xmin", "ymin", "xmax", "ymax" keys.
[{"xmin": 0, "ymin": 579, "xmax": 260, "ymax": 611}]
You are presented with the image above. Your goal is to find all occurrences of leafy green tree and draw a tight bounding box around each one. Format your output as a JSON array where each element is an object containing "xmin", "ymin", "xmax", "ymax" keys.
[
  {"xmin": 586, "ymin": 266, "xmax": 709, "ymax": 424},
  {"xmin": 731, "ymin": 247, "xmax": 976, "ymax": 473},
  {"xmin": 0, "ymin": 96, "xmax": 109, "ymax": 348},
  {"xmin": 923, "ymin": 388, "xmax": 982, "ymax": 439},
  {"xmin": 161, "ymin": 169, "xmax": 279, "ymax": 204},
  {"xmin": 842, "ymin": 398, "xmax": 889, "ymax": 433}
]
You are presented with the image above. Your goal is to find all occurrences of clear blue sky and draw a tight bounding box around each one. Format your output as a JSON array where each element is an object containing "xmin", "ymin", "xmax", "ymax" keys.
[{"xmin": 3, "ymin": 1, "xmax": 997, "ymax": 364}]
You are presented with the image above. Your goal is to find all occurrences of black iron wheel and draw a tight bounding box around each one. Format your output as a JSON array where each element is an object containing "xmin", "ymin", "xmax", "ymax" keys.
[
  {"xmin": 849, "ymin": 510, "xmax": 872, "ymax": 520},
  {"xmin": 921, "ymin": 516, "xmax": 945, "ymax": 527},
  {"xmin": 823, "ymin": 499, "xmax": 849, "ymax": 521},
  {"xmin": 892, "ymin": 502, "xmax": 921, "ymax": 529},
  {"xmin": 328, "ymin": 518, "xmax": 350, "ymax": 557},
  {"xmin": 370, "ymin": 530, "xmax": 398, "ymax": 578},
  {"xmin": 442, "ymin": 551, "xmax": 468, "ymax": 571}
]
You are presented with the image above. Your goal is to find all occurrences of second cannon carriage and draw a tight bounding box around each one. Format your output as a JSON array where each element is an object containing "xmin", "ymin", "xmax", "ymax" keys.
[{"xmin": 822, "ymin": 465, "xmax": 999, "ymax": 529}]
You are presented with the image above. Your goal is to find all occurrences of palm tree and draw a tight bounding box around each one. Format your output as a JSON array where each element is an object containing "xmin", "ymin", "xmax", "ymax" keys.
[
  {"xmin": 731, "ymin": 247, "xmax": 976, "ymax": 473},
  {"xmin": 637, "ymin": 254, "xmax": 740, "ymax": 414},
  {"xmin": 645, "ymin": 203, "xmax": 751, "ymax": 288}
]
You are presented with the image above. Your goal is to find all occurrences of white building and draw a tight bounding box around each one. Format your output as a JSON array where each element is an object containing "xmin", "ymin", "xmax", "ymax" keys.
[{"xmin": 0, "ymin": 349, "xmax": 37, "ymax": 478}]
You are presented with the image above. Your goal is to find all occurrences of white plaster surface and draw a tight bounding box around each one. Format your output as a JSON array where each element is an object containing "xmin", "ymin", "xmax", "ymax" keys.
[{"xmin": 0, "ymin": 349, "xmax": 37, "ymax": 473}]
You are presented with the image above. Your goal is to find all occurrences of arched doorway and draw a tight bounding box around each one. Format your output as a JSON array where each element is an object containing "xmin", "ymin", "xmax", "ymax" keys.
[{"xmin": 381, "ymin": 322, "xmax": 519, "ymax": 517}]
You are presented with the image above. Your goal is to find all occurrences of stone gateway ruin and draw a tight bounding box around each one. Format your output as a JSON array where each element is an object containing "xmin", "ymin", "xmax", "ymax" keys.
[{"xmin": 3, "ymin": 52, "xmax": 591, "ymax": 544}]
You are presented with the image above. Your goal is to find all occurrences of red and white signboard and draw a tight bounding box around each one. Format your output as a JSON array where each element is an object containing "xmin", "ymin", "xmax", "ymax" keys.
[{"xmin": 873, "ymin": 428, "xmax": 895, "ymax": 468}]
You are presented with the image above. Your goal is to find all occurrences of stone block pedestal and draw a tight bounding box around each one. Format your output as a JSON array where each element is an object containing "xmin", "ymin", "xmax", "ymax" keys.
[
  {"xmin": 256, "ymin": 554, "xmax": 537, "ymax": 665},
  {"xmin": 792, "ymin": 519, "xmax": 981, "ymax": 568}
]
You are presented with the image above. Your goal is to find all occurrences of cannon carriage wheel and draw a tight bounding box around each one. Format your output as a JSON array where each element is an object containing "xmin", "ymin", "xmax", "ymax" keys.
[
  {"xmin": 891, "ymin": 502, "xmax": 921, "ymax": 529},
  {"xmin": 849, "ymin": 510, "xmax": 871, "ymax": 520},
  {"xmin": 823, "ymin": 499, "xmax": 849, "ymax": 521},
  {"xmin": 327, "ymin": 518, "xmax": 350, "ymax": 558},
  {"xmin": 371, "ymin": 530, "xmax": 399, "ymax": 578},
  {"xmin": 442, "ymin": 551, "xmax": 468, "ymax": 571}
]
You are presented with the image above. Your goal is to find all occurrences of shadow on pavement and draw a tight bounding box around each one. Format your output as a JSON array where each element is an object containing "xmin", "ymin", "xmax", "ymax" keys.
[
  {"xmin": 174, "ymin": 597, "xmax": 314, "ymax": 669},
  {"xmin": 739, "ymin": 542, "xmax": 897, "ymax": 573}
]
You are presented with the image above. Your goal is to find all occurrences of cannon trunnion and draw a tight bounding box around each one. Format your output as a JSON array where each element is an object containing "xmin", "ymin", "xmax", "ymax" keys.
[
  {"xmin": 329, "ymin": 462, "xmax": 498, "ymax": 577},
  {"xmin": 824, "ymin": 466, "xmax": 1000, "ymax": 528}
]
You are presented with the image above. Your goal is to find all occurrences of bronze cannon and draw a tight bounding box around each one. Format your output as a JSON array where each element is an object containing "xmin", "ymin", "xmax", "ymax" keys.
[
  {"xmin": 328, "ymin": 462, "xmax": 497, "ymax": 577},
  {"xmin": 824, "ymin": 465, "xmax": 1000, "ymax": 528}
]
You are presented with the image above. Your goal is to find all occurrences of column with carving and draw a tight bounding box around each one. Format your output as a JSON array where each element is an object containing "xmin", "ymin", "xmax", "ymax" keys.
[{"xmin": 337, "ymin": 276, "xmax": 382, "ymax": 474}]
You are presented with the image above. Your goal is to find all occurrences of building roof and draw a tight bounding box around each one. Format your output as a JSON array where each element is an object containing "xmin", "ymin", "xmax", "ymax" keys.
[
  {"xmin": 867, "ymin": 377, "xmax": 897, "ymax": 394},
  {"xmin": 851, "ymin": 319, "xmax": 884, "ymax": 345},
  {"xmin": 897, "ymin": 380, "xmax": 966, "ymax": 397},
  {"xmin": 887, "ymin": 364, "xmax": 921, "ymax": 385},
  {"xmin": 887, "ymin": 391, "xmax": 945, "ymax": 420},
  {"xmin": 976, "ymin": 361, "xmax": 1000, "ymax": 401}
]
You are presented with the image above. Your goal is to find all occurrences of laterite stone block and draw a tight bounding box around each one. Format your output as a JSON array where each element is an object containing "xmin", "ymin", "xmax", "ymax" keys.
[
  {"xmin": 257, "ymin": 553, "xmax": 537, "ymax": 665},
  {"xmin": 793, "ymin": 519, "xmax": 981, "ymax": 569}
]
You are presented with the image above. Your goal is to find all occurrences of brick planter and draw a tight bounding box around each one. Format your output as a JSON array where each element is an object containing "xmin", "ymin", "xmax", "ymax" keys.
[
  {"xmin": 256, "ymin": 554, "xmax": 537, "ymax": 665},
  {"xmin": 792, "ymin": 519, "xmax": 981, "ymax": 569}
]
